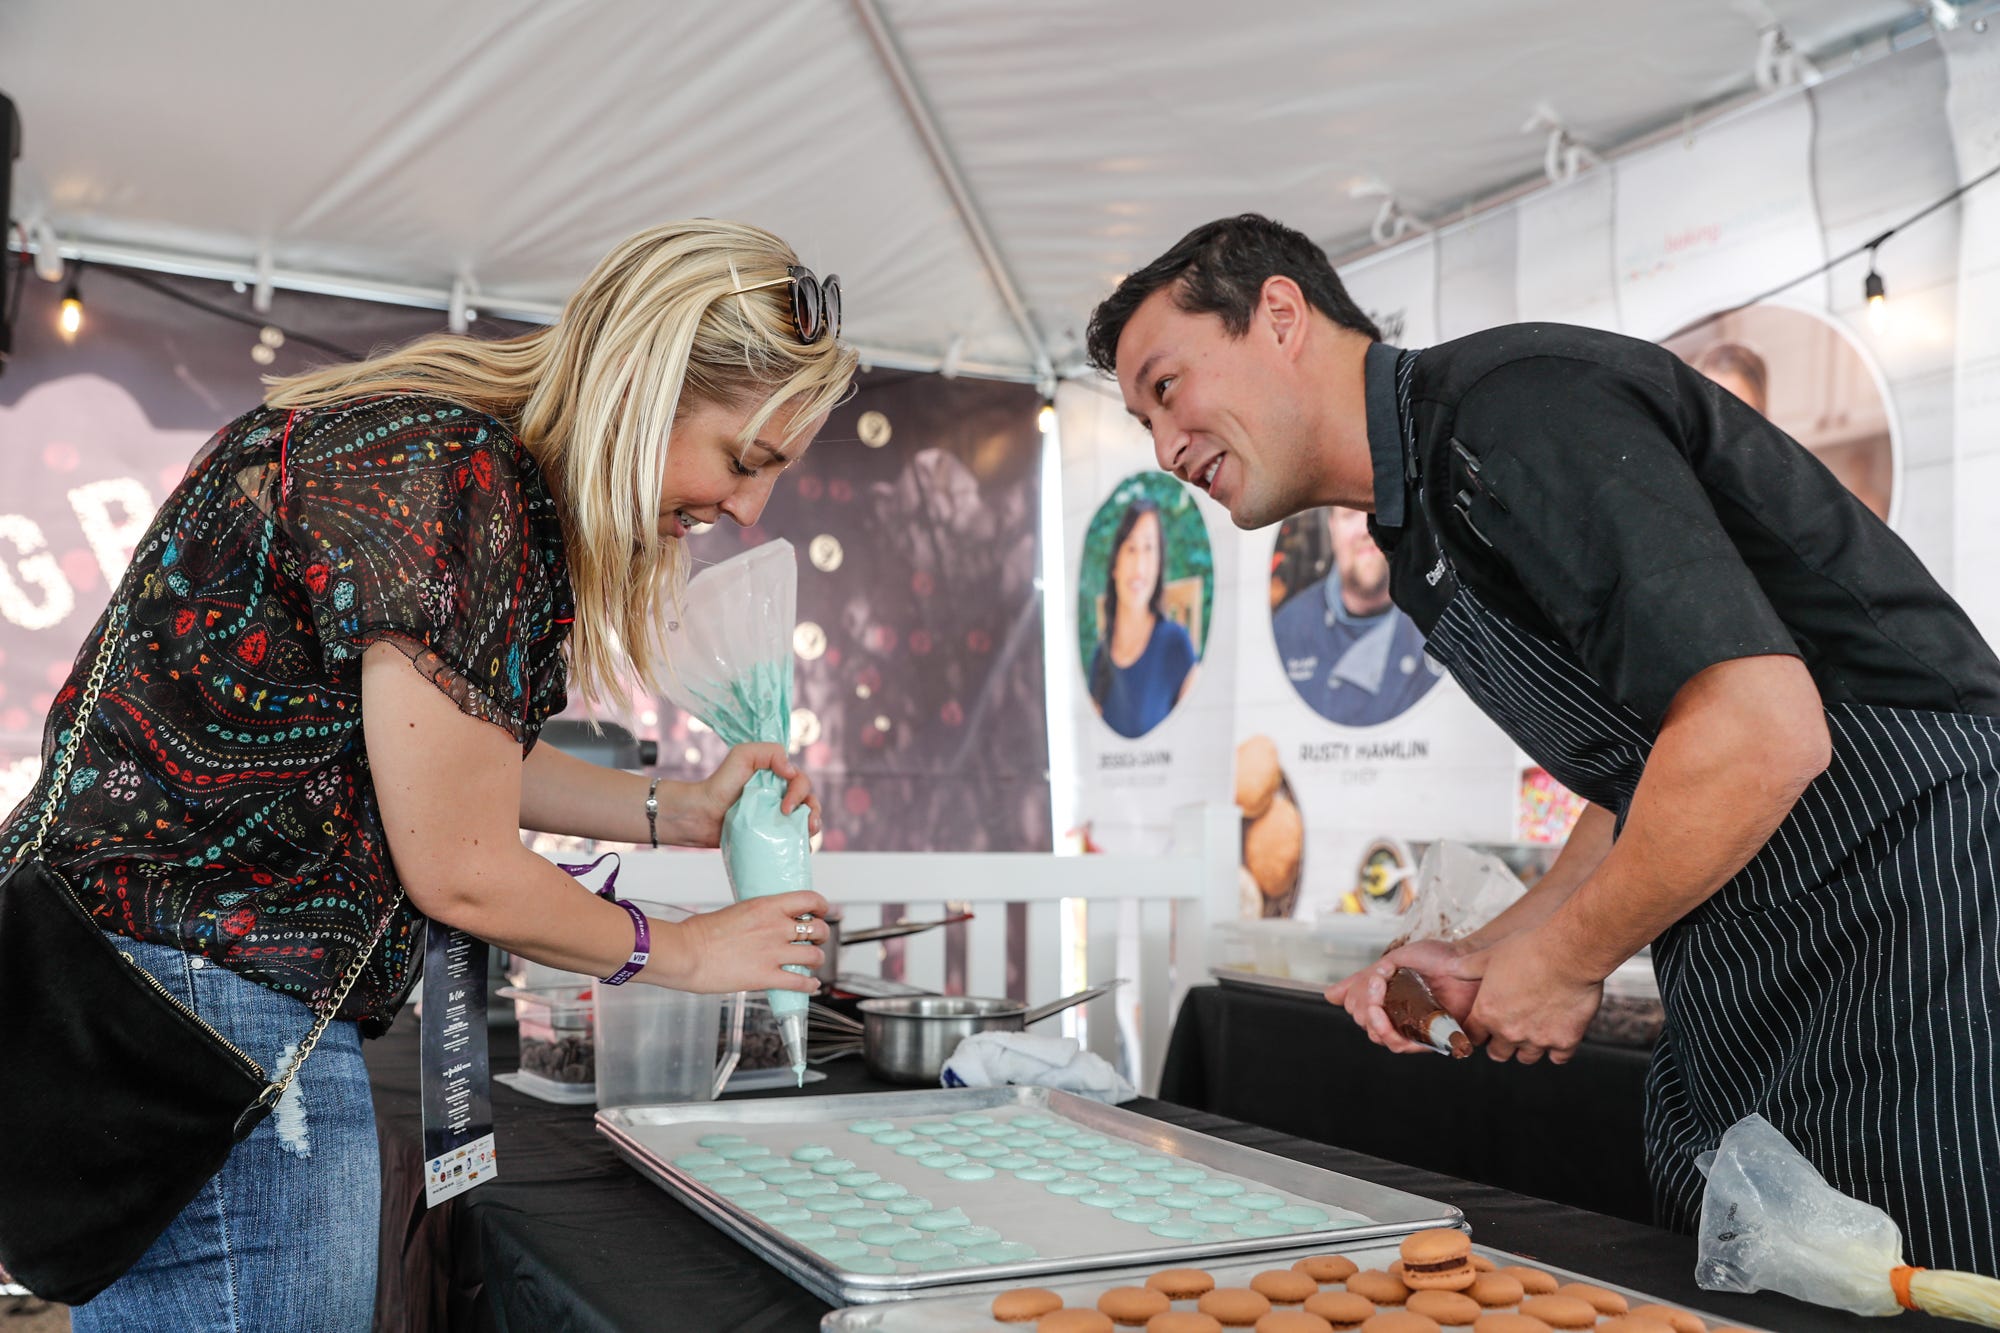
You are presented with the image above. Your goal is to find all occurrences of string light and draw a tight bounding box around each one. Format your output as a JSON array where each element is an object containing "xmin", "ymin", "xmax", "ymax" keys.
[
  {"xmin": 57, "ymin": 264, "xmax": 83, "ymax": 342},
  {"xmin": 1664, "ymin": 156, "xmax": 2000, "ymax": 344},
  {"xmin": 1864, "ymin": 254, "xmax": 1890, "ymax": 337}
]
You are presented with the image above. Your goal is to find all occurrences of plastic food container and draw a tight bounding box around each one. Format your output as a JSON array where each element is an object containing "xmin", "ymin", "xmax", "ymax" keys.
[
  {"xmin": 1282, "ymin": 914, "xmax": 1407, "ymax": 984},
  {"xmin": 501, "ymin": 983, "xmax": 597, "ymax": 1097},
  {"xmin": 1210, "ymin": 915, "xmax": 1407, "ymax": 983},
  {"xmin": 733, "ymin": 993, "xmax": 791, "ymax": 1071}
]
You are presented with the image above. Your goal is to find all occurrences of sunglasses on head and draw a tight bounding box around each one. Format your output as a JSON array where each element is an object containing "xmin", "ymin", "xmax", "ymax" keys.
[{"xmin": 733, "ymin": 265, "xmax": 842, "ymax": 345}]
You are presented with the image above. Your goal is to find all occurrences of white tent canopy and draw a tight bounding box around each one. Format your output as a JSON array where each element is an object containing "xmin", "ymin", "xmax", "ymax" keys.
[{"xmin": 0, "ymin": 0, "xmax": 1951, "ymax": 382}]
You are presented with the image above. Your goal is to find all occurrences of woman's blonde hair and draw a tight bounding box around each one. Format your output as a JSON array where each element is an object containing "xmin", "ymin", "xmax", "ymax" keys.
[{"xmin": 266, "ymin": 220, "xmax": 858, "ymax": 709}]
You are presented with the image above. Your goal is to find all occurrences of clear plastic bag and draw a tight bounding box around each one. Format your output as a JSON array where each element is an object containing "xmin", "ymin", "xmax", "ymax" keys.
[
  {"xmin": 660, "ymin": 540, "xmax": 813, "ymax": 1080},
  {"xmin": 661, "ymin": 540, "xmax": 812, "ymax": 904},
  {"xmin": 1395, "ymin": 841, "xmax": 1528, "ymax": 945},
  {"xmin": 1697, "ymin": 1113, "xmax": 2000, "ymax": 1324}
]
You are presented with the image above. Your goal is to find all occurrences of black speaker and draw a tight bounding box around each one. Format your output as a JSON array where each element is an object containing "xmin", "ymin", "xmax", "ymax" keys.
[{"xmin": 1, "ymin": 91, "xmax": 18, "ymax": 370}]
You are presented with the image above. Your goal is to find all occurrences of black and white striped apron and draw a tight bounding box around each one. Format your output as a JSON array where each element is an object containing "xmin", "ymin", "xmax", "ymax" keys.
[{"xmin": 1392, "ymin": 356, "xmax": 2000, "ymax": 1271}]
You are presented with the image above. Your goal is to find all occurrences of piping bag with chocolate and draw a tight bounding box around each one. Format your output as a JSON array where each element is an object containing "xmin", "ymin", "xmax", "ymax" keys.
[
  {"xmin": 1383, "ymin": 967, "xmax": 1473, "ymax": 1058},
  {"xmin": 662, "ymin": 540, "xmax": 815, "ymax": 1086}
]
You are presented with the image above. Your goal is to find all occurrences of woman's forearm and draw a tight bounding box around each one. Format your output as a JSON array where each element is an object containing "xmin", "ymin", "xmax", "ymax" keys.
[
  {"xmin": 424, "ymin": 844, "xmax": 692, "ymax": 983},
  {"xmin": 520, "ymin": 740, "xmax": 712, "ymax": 845}
]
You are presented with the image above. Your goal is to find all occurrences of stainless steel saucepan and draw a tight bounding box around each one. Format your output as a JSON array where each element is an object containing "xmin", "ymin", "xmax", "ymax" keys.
[{"xmin": 854, "ymin": 981, "xmax": 1123, "ymax": 1085}]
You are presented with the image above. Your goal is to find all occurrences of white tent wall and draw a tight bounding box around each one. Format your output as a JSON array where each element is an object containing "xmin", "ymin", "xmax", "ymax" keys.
[
  {"xmin": 1813, "ymin": 38, "xmax": 1962, "ymax": 583},
  {"xmin": 1946, "ymin": 26, "xmax": 2000, "ymax": 645}
]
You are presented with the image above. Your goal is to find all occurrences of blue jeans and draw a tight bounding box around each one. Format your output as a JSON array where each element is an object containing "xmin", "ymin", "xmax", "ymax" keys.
[{"xmin": 71, "ymin": 940, "xmax": 380, "ymax": 1333}]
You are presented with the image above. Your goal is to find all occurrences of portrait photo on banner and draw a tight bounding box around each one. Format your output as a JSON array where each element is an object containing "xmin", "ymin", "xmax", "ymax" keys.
[
  {"xmin": 1268, "ymin": 505, "xmax": 1444, "ymax": 727},
  {"xmin": 1076, "ymin": 472, "xmax": 1214, "ymax": 741},
  {"xmin": 1662, "ymin": 302, "xmax": 1897, "ymax": 521}
]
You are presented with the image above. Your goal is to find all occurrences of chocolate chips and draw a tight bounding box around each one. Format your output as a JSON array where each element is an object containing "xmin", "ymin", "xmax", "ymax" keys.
[{"xmin": 522, "ymin": 1034, "xmax": 594, "ymax": 1084}]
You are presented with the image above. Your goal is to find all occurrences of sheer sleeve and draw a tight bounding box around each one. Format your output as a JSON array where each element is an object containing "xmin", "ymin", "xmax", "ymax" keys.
[{"xmin": 279, "ymin": 397, "xmax": 571, "ymax": 743}]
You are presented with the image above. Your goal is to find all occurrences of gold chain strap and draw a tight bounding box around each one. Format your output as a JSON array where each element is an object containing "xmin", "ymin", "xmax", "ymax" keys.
[
  {"xmin": 25, "ymin": 602, "xmax": 130, "ymax": 859},
  {"xmin": 26, "ymin": 598, "xmax": 405, "ymax": 1105},
  {"xmin": 262, "ymin": 889, "xmax": 404, "ymax": 1104}
]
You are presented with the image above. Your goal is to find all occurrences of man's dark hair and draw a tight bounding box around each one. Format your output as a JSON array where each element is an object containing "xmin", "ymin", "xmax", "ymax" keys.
[{"xmin": 1085, "ymin": 214, "xmax": 1381, "ymax": 376}]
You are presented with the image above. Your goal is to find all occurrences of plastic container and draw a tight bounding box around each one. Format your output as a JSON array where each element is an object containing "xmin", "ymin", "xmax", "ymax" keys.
[
  {"xmin": 1283, "ymin": 914, "xmax": 1408, "ymax": 984},
  {"xmin": 594, "ymin": 902, "xmax": 746, "ymax": 1109},
  {"xmin": 501, "ymin": 983, "xmax": 598, "ymax": 1096},
  {"xmin": 731, "ymin": 993, "xmax": 793, "ymax": 1072}
]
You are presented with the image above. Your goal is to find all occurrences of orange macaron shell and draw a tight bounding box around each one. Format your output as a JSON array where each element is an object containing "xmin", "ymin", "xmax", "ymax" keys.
[
  {"xmin": 1256, "ymin": 1312, "xmax": 1340, "ymax": 1333},
  {"xmin": 1149, "ymin": 1269, "xmax": 1219, "ymax": 1300},
  {"xmin": 1518, "ymin": 1294, "xmax": 1597, "ymax": 1329},
  {"xmin": 1294, "ymin": 1255, "xmax": 1362, "ymax": 1284},
  {"xmin": 994, "ymin": 1288, "xmax": 1066, "ymax": 1322},
  {"xmin": 1251, "ymin": 1271, "xmax": 1321, "ymax": 1305},
  {"xmin": 1147, "ymin": 1314, "xmax": 1225, "ymax": 1333},
  {"xmin": 1346, "ymin": 1270, "xmax": 1412, "ymax": 1305},
  {"xmin": 1304, "ymin": 1290, "xmax": 1377, "ymax": 1329},
  {"xmin": 1198, "ymin": 1288, "xmax": 1276, "ymax": 1327},
  {"xmin": 1406, "ymin": 1289, "xmax": 1481, "ymax": 1325}
]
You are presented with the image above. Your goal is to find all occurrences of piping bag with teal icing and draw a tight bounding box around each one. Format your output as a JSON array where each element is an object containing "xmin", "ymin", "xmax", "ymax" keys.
[{"xmin": 661, "ymin": 539, "xmax": 816, "ymax": 1085}]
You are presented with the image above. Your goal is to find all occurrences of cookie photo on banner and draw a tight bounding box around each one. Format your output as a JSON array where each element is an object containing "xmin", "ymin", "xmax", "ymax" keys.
[
  {"xmin": 1077, "ymin": 473, "xmax": 1214, "ymax": 741},
  {"xmin": 1661, "ymin": 303, "xmax": 1898, "ymax": 522},
  {"xmin": 1269, "ymin": 505, "xmax": 1442, "ymax": 726},
  {"xmin": 1232, "ymin": 735, "xmax": 1303, "ymax": 918}
]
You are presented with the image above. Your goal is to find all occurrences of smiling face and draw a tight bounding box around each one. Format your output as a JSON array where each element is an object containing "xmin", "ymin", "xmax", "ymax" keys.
[
  {"xmin": 1112, "ymin": 509, "xmax": 1163, "ymax": 617},
  {"xmin": 1115, "ymin": 282, "xmax": 1322, "ymax": 531},
  {"xmin": 1327, "ymin": 505, "xmax": 1390, "ymax": 612},
  {"xmin": 657, "ymin": 395, "xmax": 830, "ymax": 539}
]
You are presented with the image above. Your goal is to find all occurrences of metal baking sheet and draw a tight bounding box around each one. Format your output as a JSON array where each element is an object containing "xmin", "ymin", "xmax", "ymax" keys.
[
  {"xmin": 818, "ymin": 1240, "xmax": 1776, "ymax": 1332},
  {"xmin": 596, "ymin": 1086, "xmax": 1461, "ymax": 1307}
]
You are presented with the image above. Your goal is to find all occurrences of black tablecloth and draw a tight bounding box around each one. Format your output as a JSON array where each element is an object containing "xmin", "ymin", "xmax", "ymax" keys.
[
  {"xmin": 1160, "ymin": 982, "xmax": 1655, "ymax": 1223},
  {"xmin": 365, "ymin": 1018, "xmax": 1947, "ymax": 1333}
]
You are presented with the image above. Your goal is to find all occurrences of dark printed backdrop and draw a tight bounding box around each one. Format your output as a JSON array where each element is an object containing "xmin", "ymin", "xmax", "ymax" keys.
[
  {"xmin": 0, "ymin": 265, "xmax": 1051, "ymax": 852},
  {"xmin": 655, "ymin": 373, "xmax": 1051, "ymax": 854}
]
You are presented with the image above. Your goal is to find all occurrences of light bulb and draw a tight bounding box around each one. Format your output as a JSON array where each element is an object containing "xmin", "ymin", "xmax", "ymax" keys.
[
  {"xmin": 1037, "ymin": 400, "xmax": 1057, "ymax": 434},
  {"xmin": 1864, "ymin": 268, "xmax": 1890, "ymax": 337},
  {"xmin": 58, "ymin": 290, "xmax": 83, "ymax": 342}
]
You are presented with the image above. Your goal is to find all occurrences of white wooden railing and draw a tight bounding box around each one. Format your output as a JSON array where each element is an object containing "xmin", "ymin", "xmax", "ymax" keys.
[{"xmin": 539, "ymin": 803, "xmax": 1242, "ymax": 1096}]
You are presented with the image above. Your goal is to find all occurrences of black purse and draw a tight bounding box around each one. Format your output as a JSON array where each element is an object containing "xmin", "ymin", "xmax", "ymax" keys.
[{"xmin": 0, "ymin": 602, "xmax": 395, "ymax": 1305}]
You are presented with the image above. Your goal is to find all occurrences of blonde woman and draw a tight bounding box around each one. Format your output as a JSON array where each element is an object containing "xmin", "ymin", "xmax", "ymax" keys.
[{"xmin": 0, "ymin": 221, "xmax": 854, "ymax": 1330}]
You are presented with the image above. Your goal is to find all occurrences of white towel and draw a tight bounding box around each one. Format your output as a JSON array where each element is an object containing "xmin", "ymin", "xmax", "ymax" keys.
[{"xmin": 939, "ymin": 1031, "xmax": 1137, "ymax": 1104}]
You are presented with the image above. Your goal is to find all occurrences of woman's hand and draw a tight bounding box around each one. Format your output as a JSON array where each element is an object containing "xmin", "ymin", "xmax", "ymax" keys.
[
  {"xmin": 1325, "ymin": 938, "xmax": 1479, "ymax": 1054},
  {"xmin": 1449, "ymin": 928, "xmax": 1604, "ymax": 1064},
  {"xmin": 653, "ymin": 889, "xmax": 830, "ymax": 995},
  {"xmin": 664, "ymin": 743, "xmax": 824, "ymax": 848}
]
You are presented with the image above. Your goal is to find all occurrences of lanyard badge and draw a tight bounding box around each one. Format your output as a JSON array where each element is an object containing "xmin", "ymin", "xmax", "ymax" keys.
[{"xmin": 420, "ymin": 924, "xmax": 497, "ymax": 1206}]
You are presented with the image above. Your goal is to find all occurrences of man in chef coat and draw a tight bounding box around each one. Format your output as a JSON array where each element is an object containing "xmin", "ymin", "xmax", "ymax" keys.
[{"xmin": 1088, "ymin": 212, "xmax": 2000, "ymax": 1270}]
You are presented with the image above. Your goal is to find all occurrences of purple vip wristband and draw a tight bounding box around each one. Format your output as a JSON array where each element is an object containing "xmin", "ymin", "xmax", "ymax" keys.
[{"xmin": 560, "ymin": 852, "xmax": 651, "ymax": 986}]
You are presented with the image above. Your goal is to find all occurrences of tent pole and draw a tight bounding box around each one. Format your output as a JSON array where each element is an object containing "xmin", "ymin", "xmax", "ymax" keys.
[
  {"xmin": 849, "ymin": 0, "xmax": 1055, "ymax": 383},
  {"xmin": 3, "ymin": 233, "xmax": 1041, "ymax": 383}
]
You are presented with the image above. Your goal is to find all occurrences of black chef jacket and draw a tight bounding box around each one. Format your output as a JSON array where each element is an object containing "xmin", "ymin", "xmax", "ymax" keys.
[{"xmin": 1363, "ymin": 325, "xmax": 2000, "ymax": 732}]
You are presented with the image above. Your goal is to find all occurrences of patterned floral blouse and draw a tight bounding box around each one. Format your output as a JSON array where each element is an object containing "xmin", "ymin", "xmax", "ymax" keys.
[{"xmin": 0, "ymin": 395, "xmax": 572, "ymax": 1031}]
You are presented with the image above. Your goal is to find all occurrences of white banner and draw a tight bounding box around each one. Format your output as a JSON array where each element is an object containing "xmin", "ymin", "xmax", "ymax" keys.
[
  {"xmin": 1614, "ymin": 93, "xmax": 1826, "ymax": 339},
  {"xmin": 1055, "ymin": 382, "xmax": 1235, "ymax": 854},
  {"xmin": 1515, "ymin": 170, "xmax": 1620, "ymax": 331},
  {"xmin": 1339, "ymin": 235, "xmax": 1438, "ymax": 350},
  {"xmin": 1234, "ymin": 507, "xmax": 1520, "ymax": 920}
]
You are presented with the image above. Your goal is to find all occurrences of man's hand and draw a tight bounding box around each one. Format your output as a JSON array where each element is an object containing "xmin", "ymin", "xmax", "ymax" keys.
[
  {"xmin": 1326, "ymin": 938, "xmax": 1479, "ymax": 1054},
  {"xmin": 1450, "ymin": 928, "xmax": 1603, "ymax": 1064}
]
